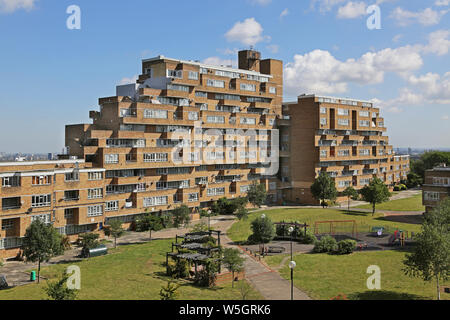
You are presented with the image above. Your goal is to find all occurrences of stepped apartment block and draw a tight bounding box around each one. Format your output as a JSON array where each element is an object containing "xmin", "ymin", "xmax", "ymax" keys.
[
  {"xmin": 0, "ymin": 50, "xmax": 409, "ymax": 259},
  {"xmin": 279, "ymin": 95, "xmax": 410, "ymax": 204},
  {"xmin": 423, "ymin": 165, "xmax": 450, "ymax": 213}
]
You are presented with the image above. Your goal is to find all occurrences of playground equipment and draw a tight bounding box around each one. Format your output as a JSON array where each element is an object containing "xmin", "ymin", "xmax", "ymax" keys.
[
  {"xmin": 389, "ymin": 230, "xmax": 406, "ymax": 247},
  {"xmin": 314, "ymin": 220, "xmax": 357, "ymax": 238}
]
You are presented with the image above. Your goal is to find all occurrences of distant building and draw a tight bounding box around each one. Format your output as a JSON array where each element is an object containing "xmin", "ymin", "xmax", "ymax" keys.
[{"xmin": 422, "ymin": 164, "xmax": 450, "ymax": 213}]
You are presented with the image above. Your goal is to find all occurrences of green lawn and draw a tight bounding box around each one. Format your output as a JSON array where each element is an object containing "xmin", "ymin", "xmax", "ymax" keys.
[
  {"xmin": 265, "ymin": 250, "xmax": 449, "ymax": 300},
  {"xmin": 227, "ymin": 208, "xmax": 422, "ymax": 244},
  {"xmin": 0, "ymin": 239, "xmax": 263, "ymax": 300},
  {"xmin": 356, "ymin": 194, "xmax": 425, "ymax": 212}
]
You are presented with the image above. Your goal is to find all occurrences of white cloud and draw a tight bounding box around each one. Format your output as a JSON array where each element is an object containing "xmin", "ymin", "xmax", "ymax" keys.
[
  {"xmin": 284, "ymin": 46, "xmax": 423, "ymax": 96},
  {"xmin": 436, "ymin": 0, "xmax": 450, "ymax": 6},
  {"xmin": 392, "ymin": 34, "xmax": 403, "ymax": 43},
  {"xmin": 225, "ymin": 18, "xmax": 267, "ymax": 47},
  {"xmin": 0, "ymin": 0, "xmax": 36, "ymax": 13},
  {"xmin": 407, "ymin": 72, "xmax": 450, "ymax": 104},
  {"xmin": 118, "ymin": 75, "xmax": 138, "ymax": 85},
  {"xmin": 442, "ymin": 115, "xmax": 449, "ymax": 120},
  {"xmin": 202, "ymin": 57, "xmax": 237, "ymax": 68},
  {"xmin": 390, "ymin": 7, "xmax": 448, "ymax": 26},
  {"xmin": 422, "ymin": 29, "xmax": 450, "ymax": 56},
  {"xmin": 337, "ymin": 1, "xmax": 367, "ymax": 19},
  {"xmin": 310, "ymin": 0, "xmax": 347, "ymax": 13},
  {"xmin": 280, "ymin": 8, "xmax": 289, "ymax": 19}
]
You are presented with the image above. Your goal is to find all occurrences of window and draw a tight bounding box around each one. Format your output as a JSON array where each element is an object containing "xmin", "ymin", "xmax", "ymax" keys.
[
  {"xmin": 240, "ymin": 83, "xmax": 256, "ymax": 92},
  {"xmin": 188, "ymin": 111, "xmax": 199, "ymax": 120},
  {"xmin": 359, "ymin": 111, "xmax": 370, "ymax": 117},
  {"xmin": 338, "ymin": 181, "xmax": 352, "ymax": 188},
  {"xmin": 64, "ymin": 190, "xmax": 79, "ymax": 201},
  {"xmin": 2, "ymin": 197, "xmax": 21, "ymax": 210},
  {"xmin": 269, "ymin": 87, "xmax": 276, "ymax": 94},
  {"xmin": 188, "ymin": 71, "xmax": 199, "ymax": 80},
  {"xmin": 216, "ymin": 93, "xmax": 241, "ymax": 101},
  {"xmin": 32, "ymin": 175, "xmax": 52, "ymax": 185},
  {"xmin": 64, "ymin": 209, "xmax": 74, "ymax": 219},
  {"xmin": 88, "ymin": 188, "xmax": 103, "ymax": 199},
  {"xmin": 167, "ymin": 69, "xmax": 183, "ymax": 78},
  {"xmin": 87, "ymin": 205, "xmax": 103, "ymax": 217},
  {"xmin": 188, "ymin": 193, "xmax": 199, "ymax": 202},
  {"xmin": 320, "ymin": 150, "xmax": 327, "ymax": 158},
  {"xmin": 144, "ymin": 153, "xmax": 168, "ymax": 163},
  {"xmin": 207, "ymin": 116, "xmax": 225, "ymax": 124},
  {"xmin": 320, "ymin": 107, "xmax": 327, "ymax": 114},
  {"xmin": 207, "ymin": 187, "xmax": 225, "ymax": 196},
  {"xmin": 2, "ymin": 176, "xmax": 20, "ymax": 187},
  {"xmin": 240, "ymin": 117, "xmax": 256, "ymax": 125},
  {"xmin": 338, "ymin": 150, "xmax": 350, "ymax": 157},
  {"xmin": 196, "ymin": 165, "xmax": 208, "ymax": 172},
  {"xmin": 195, "ymin": 91, "xmax": 208, "ymax": 98},
  {"xmin": 31, "ymin": 214, "xmax": 51, "ymax": 224},
  {"xmin": 337, "ymin": 108, "xmax": 349, "ymax": 116},
  {"xmin": 207, "ymin": 79, "xmax": 225, "ymax": 88},
  {"xmin": 338, "ymin": 119, "xmax": 349, "ymax": 126},
  {"xmin": 144, "ymin": 109, "xmax": 168, "ymax": 119},
  {"xmin": 433, "ymin": 177, "xmax": 450, "ymax": 186},
  {"xmin": 1, "ymin": 219, "xmax": 14, "ymax": 230},
  {"xmin": 105, "ymin": 154, "xmax": 119, "ymax": 164},
  {"xmin": 359, "ymin": 120, "xmax": 370, "ymax": 127},
  {"xmin": 196, "ymin": 177, "xmax": 208, "ymax": 185},
  {"xmin": 143, "ymin": 196, "xmax": 168, "ymax": 207},
  {"xmin": 360, "ymin": 149, "xmax": 371, "ymax": 156},
  {"xmin": 240, "ymin": 185, "xmax": 251, "ymax": 193},
  {"xmin": 360, "ymin": 178, "xmax": 371, "ymax": 186},
  {"xmin": 200, "ymin": 67, "xmax": 208, "ymax": 74},
  {"xmin": 206, "ymin": 152, "xmax": 225, "ymax": 160},
  {"xmin": 196, "ymin": 103, "xmax": 208, "ymax": 110},
  {"xmin": 105, "ymin": 201, "xmax": 119, "ymax": 212},
  {"xmin": 167, "ymin": 84, "xmax": 189, "ymax": 92},
  {"xmin": 32, "ymin": 194, "xmax": 51, "ymax": 208},
  {"xmin": 320, "ymin": 118, "xmax": 327, "ymax": 125},
  {"xmin": 88, "ymin": 172, "xmax": 103, "ymax": 181},
  {"xmin": 424, "ymin": 192, "xmax": 440, "ymax": 201}
]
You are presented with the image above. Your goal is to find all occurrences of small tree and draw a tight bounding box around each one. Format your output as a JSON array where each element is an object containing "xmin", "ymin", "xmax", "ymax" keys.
[
  {"xmin": 135, "ymin": 212, "xmax": 163, "ymax": 240},
  {"xmin": 44, "ymin": 271, "xmax": 77, "ymax": 300},
  {"xmin": 342, "ymin": 186, "xmax": 359, "ymax": 212},
  {"xmin": 173, "ymin": 205, "xmax": 191, "ymax": 228},
  {"xmin": 247, "ymin": 182, "xmax": 267, "ymax": 208},
  {"xmin": 238, "ymin": 280, "xmax": 252, "ymax": 300},
  {"xmin": 310, "ymin": 172, "xmax": 337, "ymax": 208},
  {"xmin": 104, "ymin": 219, "xmax": 125, "ymax": 248},
  {"xmin": 359, "ymin": 177, "xmax": 391, "ymax": 216},
  {"xmin": 222, "ymin": 248, "xmax": 245, "ymax": 288},
  {"xmin": 159, "ymin": 280, "xmax": 180, "ymax": 300},
  {"xmin": 78, "ymin": 232, "xmax": 100, "ymax": 250},
  {"xmin": 403, "ymin": 198, "xmax": 450, "ymax": 300},
  {"xmin": 249, "ymin": 215, "xmax": 275, "ymax": 244},
  {"xmin": 236, "ymin": 206, "xmax": 249, "ymax": 221},
  {"xmin": 22, "ymin": 220, "xmax": 64, "ymax": 283}
]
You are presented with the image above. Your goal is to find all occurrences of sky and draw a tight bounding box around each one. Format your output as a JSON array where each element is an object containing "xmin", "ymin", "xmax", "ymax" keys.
[{"xmin": 0, "ymin": 0, "xmax": 449, "ymax": 153}]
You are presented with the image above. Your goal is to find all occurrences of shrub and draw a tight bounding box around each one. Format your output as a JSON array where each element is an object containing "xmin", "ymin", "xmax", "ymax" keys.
[
  {"xmin": 167, "ymin": 259, "xmax": 190, "ymax": 279},
  {"xmin": 336, "ymin": 240, "xmax": 357, "ymax": 255},
  {"xmin": 313, "ymin": 236, "xmax": 337, "ymax": 253},
  {"xmin": 393, "ymin": 185, "xmax": 401, "ymax": 191},
  {"xmin": 194, "ymin": 260, "xmax": 218, "ymax": 288},
  {"xmin": 248, "ymin": 216, "xmax": 275, "ymax": 244},
  {"xmin": 298, "ymin": 230, "xmax": 317, "ymax": 245},
  {"xmin": 399, "ymin": 184, "xmax": 407, "ymax": 190}
]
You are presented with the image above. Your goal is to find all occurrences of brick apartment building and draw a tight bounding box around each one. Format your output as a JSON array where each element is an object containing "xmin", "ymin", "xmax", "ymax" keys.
[
  {"xmin": 278, "ymin": 95, "xmax": 410, "ymax": 204},
  {"xmin": 0, "ymin": 50, "xmax": 409, "ymax": 259},
  {"xmin": 423, "ymin": 164, "xmax": 450, "ymax": 213}
]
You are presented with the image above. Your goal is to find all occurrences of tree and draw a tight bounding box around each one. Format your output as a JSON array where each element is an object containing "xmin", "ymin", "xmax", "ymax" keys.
[
  {"xmin": 247, "ymin": 182, "xmax": 267, "ymax": 208},
  {"xmin": 104, "ymin": 219, "xmax": 125, "ymax": 248},
  {"xmin": 249, "ymin": 215, "xmax": 275, "ymax": 244},
  {"xmin": 159, "ymin": 280, "xmax": 180, "ymax": 300},
  {"xmin": 44, "ymin": 271, "xmax": 77, "ymax": 300},
  {"xmin": 342, "ymin": 186, "xmax": 359, "ymax": 212},
  {"xmin": 403, "ymin": 198, "xmax": 450, "ymax": 300},
  {"xmin": 236, "ymin": 206, "xmax": 249, "ymax": 221},
  {"xmin": 310, "ymin": 172, "xmax": 337, "ymax": 208},
  {"xmin": 410, "ymin": 151, "xmax": 450, "ymax": 180},
  {"xmin": 78, "ymin": 232, "xmax": 100, "ymax": 250},
  {"xmin": 22, "ymin": 220, "xmax": 64, "ymax": 283},
  {"xmin": 406, "ymin": 172, "xmax": 422, "ymax": 188},
  {"xmin": 222, "ymin": 248, "xmax": 245, "ymax": 288},
  {"xmin": 135, "ymin": 212, "xmax": 163, "ymax": 240},
  {"xmin": 238, "ymin": 280, "xmax": 252, "ymax": 300},
  {"xmin": 359, "ymin": 177, "xmax": 391, "ymax": 216},
  {"xmin": 173, "ymin": 205, "xmax": 191, "ymax": 228}
]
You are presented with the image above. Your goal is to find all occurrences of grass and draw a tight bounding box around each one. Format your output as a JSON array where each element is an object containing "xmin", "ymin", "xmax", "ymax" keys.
[
  {"xmin": 227, "ymin": 208, "xmax": 422, "ymax": 244},
  {"xmin": 265, "ymin": 250, "xmax": 449, "ymax": 300},
  {"xmin": 0, "ymin": 239, "xmax": 263, "ymax": 300},
  {"xmin": 356, "ymin": 194, "xmax": 425, "ymax": 212}
]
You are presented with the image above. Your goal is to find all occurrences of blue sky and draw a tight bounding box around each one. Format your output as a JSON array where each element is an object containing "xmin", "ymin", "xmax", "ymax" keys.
[{"xmin": 0, "ymin": 0, "xmax": 449, "ymax": 153}]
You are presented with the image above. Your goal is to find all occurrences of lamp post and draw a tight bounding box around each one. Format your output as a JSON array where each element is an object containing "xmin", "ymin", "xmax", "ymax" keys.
[
  {"xmin": 207, "ymin": 209, "xmax": 212, "ymax": 231},
  {"xmin": 261, "ymin": 214, "xmax": 266, "ymax": 256},
  {"xmin": 289, "ymin": 260, "xmax": 296, "ymax": 301},
  {"xmin": 288, "ymin": 226, "xmax": 294, "ymax": 261}
]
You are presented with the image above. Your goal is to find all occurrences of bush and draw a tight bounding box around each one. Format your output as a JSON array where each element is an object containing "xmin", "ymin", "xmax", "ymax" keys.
[
  {"xmin": 299, "ymin": 230, "xmax": 317, "ymax": 245},
  {"xmin": 336, "ymin": 240, "xmax": 357, "ymax": 255},
  {"xmin": 313, "ymin": 236, "xmax": 337, "ymax": 253},
  {"xmin": 248, "ymin": 216, "xmax": 275, "ymax": 244},
  {"xmin": 399, "ymin": 184, "xmax": 407, "ymax": 190},
  {"xmin": 393, "ymin": 185, "xmax": 401, "ymax": 191},
  {"xmin": 194, "ymin": 260, "xmax": 218, "ymax": 288},
  {"xmin": 167, "ymin": 259, "xmax": 191, "ymax": 279}
]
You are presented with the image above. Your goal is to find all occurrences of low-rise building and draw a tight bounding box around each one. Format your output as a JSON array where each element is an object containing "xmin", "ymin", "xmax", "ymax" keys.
[{"xmin": 423, "ymin": 164, "xmax": 450, "ymax": 213}]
